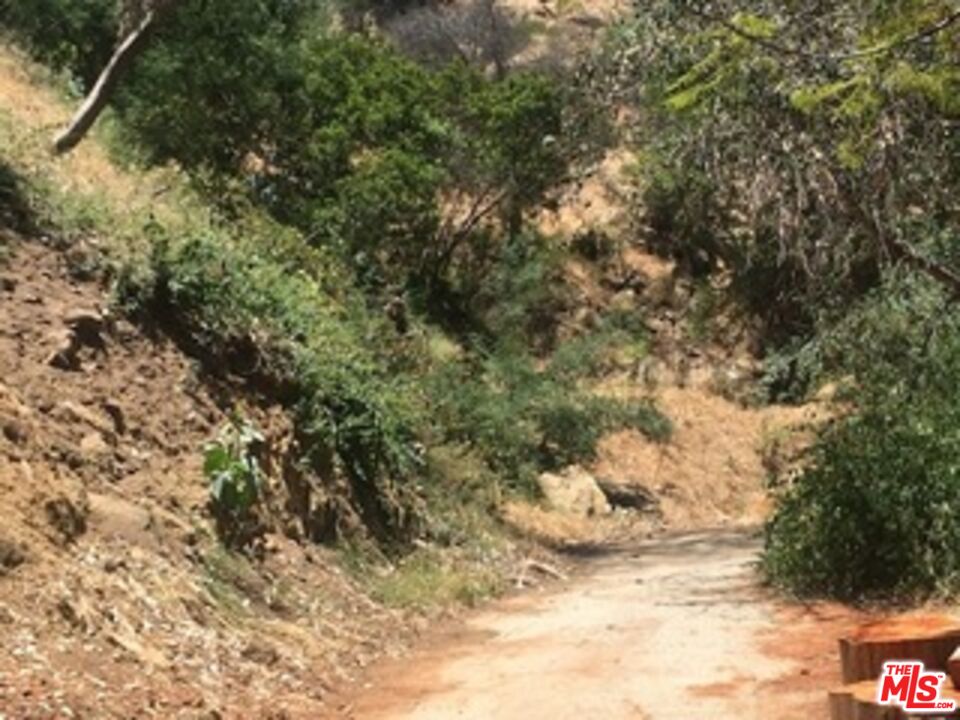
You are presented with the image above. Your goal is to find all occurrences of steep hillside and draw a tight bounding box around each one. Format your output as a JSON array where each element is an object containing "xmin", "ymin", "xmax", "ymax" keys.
[
  {"xmin": 0, "ymin": 46, "xmax": 526, "ymax": 718},
  {"xmin": 0, "ymin": 15, "xmax": 824, "ymax": 717}
]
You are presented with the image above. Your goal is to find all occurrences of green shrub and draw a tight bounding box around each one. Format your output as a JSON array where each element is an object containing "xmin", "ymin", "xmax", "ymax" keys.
[
  {"xmin": 549, "ymin": 324, "xmax": 648, "ymax": 381},
  {"xmin": 764, "ymin": 406, "xmax": 960, "ymax": 600},
  {"xmin": 427, "ymin": 344, "xmax": 670, "ymax": 493},
  {"xmin": 472, "ymin": 234, "xmax": 570, "ymax": 350},
  {"xmin": 420, "ymin": 444, "xmax": 504, "ymax": 540},
  {"xmin": 279, "ymin": 44, "xmax": 567, "ymax": 295},
  {"xmin": 759, "ymin": 336, "xmax": 825, "ymax": 404},
  {"xmin": 764, "ymin": 278, "xmax": 960, "ymax": 600},
  {"xmin": 426, "ymin": 235, "xmax": 668, "ymax": 492},
  {"xmin": 114, "ymin": 0, "xmax": 316, "ymax": 174}
]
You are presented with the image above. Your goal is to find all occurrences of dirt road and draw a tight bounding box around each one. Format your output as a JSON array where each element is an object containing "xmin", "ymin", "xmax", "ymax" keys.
[{"xmin": 343, "ymin": 529, "xmax": 856, "ymax": 719}]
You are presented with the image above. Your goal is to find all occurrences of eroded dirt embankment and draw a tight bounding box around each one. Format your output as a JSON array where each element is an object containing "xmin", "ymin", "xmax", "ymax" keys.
[{"xmin": 0, "ymin": 234, "xmax": 424, "ymax": 719}]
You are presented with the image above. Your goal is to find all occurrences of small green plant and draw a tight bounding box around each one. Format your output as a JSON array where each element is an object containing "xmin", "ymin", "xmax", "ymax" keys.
[{"xmin": 204, "ymin": 415, "xmax": 265, "ymax": 546}]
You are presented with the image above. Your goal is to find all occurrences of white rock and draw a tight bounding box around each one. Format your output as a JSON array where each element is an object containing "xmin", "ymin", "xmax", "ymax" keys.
[{"xmin": 537, "ymin": 466, "xmax": 611, "ymax": 517}]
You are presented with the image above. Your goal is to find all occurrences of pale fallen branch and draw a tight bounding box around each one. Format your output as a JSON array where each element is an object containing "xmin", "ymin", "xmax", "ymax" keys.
[{"xmin": 524, "ymin": 558, "xmax": 569, "ymax": 582}]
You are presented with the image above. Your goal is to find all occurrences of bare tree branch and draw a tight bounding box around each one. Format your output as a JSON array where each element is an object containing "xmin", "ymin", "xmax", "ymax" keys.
[
  {"xmin": 837, "ymin": 181, "xmax": 960, "ymax": 299},
  {"xmin": 53, "ymin": 0, "xmax": 178, "ymax": 154},
  {"xmin": 431, "ymin": 187, "xmax": 509, "ymax": 276}
]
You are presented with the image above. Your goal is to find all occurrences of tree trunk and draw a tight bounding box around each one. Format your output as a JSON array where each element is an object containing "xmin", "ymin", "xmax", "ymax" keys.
[
  {"xmin": 830, "ymin": 616, "xmax": 960, "ymax": 720},
  {"xmin": 839, "ymin": 615, "xmax": 960, "ymax": 683},
  {"xmin": 52, "ymin": 9, "xmax": 158, "ymax": 155}
]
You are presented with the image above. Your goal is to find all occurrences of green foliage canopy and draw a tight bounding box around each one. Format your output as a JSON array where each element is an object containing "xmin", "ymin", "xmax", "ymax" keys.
[{"xmin": 607, "ymin": 0, "xmax": 959, "ymax": 341}]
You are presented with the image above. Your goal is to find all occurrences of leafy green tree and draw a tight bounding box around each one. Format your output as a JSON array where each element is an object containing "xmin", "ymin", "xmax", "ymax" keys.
[
  {"xmin": 52, "ymin": 0, "xmax": 183, "ymax": 153},
  {"xmin": 0, "ymin": 0, "xmax": 116, "ymax": 85},
  {"xmin": 113, "ymin": 0, "xmax": 312, "ymax": 170},
  {"xmin": 608, "ymin": 1, "xmax": 960, "ymax": 340},
  {"xmin": 258, "ymin": 38, "xmax": 567, "ymax": 297}
]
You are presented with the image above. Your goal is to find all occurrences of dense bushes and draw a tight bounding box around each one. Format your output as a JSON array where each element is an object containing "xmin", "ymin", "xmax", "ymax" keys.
[
  {"xmin": 2, "ymin": 0, "xmax": 570, "ymax": 307},
  {"xmin": 5, "ymin": 1, "xmax": 567, "ymax": 299},
  {"xmin": 764, "ymin": 278, "xmax": 960, "ymax": 599},
  {"xmin": 0, "ymin": 0, "xmax": 115, "ymax": 85},
  {"xmin": 765, "ymin": 401, "xmax": 960, "ymax": 600},
  {"xmin": 118, "ymin": 214, "xmax": 668, "ymax": 528},
  {"xmin": 416, "ymin": 232, "xmax": 669, "ymax": 492},
  {"xmin": 121, "ymin": 219, "xmax": 669, "ymax": 516},
  {"xmin": 270, "ymin": 39, "xmax": 566, "ymax": 293},
  {"xmin": 113, "ymin": 0, "xmax": 315, "ymax": 174},
  {"xmin": 93, "ymin": 2, "xmax": 623, "ymax": 505}
]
